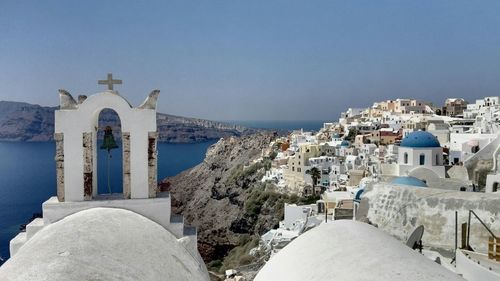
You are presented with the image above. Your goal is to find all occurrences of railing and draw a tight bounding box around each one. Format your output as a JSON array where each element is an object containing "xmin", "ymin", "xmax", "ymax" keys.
[
  {"xmin": 463, "ymin": 210, "xmax": 499, "ymax": 261},
  {"xmin": 467, "ymin": 210, "xmax": 497, "ymax": 247}
]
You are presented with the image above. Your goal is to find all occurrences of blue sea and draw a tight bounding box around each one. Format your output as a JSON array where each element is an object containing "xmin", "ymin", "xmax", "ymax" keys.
[
  {"xmin": 0, "ymin": 120, "xmax": 330, "ymax": 263},
  {"xmin": 0, "ymin": 140, "xmax": 216, "ymax": 261},
  {"xmin": 226, "ymin": 120, "xmax": 329, "ymax": 132}
]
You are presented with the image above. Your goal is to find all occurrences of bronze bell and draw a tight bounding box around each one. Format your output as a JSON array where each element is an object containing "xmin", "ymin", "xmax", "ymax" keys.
[{"xmin": 100, "ymin": 126, "xmax": 119, "ymax": 152}]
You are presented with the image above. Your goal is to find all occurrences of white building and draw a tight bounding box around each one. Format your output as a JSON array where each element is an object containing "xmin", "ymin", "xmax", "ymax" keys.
[
  {"xmin": 449, "ymin": 133, "xmax": 497, "ymax": 164},
  {"xmin": 398, "ymin": 131, "xmax": 445, "ymax": 179},
  {"xmin": 0, "ymin": 87, "xmax": 209, "ymax": 280},
  {"xmin": 464, "ymin": 96, "xmax": 500, "ymax": 119}
]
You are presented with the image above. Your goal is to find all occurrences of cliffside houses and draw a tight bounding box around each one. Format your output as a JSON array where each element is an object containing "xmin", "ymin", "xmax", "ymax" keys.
[
  {"xmin": 256, "ymin": 95, "xmax": 500, "ymax": 281},
  {"xmin": 261, "ymin": 96, "xmax": 500, "ymax": 196}
]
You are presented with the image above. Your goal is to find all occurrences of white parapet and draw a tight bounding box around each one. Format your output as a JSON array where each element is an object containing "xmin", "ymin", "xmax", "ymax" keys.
[
  {"xmin": 9, "ymin": 233, "xmax": 26, "ymax": 257},
  {"xmin": 26, "ymin": 218, "xmax": 45, "ymax": 240},
  {"xmin": 456, "ymin": 250, "xmax": 500, "ymax": 281},
  {"xmin": 42, "ymin": 195, "xmax": 171, "ymax": 230}
]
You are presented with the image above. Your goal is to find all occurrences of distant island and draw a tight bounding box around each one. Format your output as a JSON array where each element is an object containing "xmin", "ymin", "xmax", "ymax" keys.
[{"xmin": 0, "ymin": 101, "xmax": 260, "ymax": 143}]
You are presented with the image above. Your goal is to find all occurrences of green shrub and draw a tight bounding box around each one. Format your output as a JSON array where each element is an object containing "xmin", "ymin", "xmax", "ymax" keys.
[
  {"xmin": 207, "ymin": 259, "xmax": 222, "ymax": 271},
  {"xmin": 239, "ymin": 254, "xmax": 254, "ymax": 265},
  {"xmin": 220, "ymin": 235, "xmax": 259, "ymax": 272}
]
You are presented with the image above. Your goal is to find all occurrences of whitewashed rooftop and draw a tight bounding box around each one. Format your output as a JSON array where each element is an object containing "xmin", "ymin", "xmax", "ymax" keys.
[
  {"xmin": 0, "ymin": 208, "xmax": 209, "ymax": 281},
  {"xmin": 254, "ymin": 220, "xmax": 464, "ymax": 281}
]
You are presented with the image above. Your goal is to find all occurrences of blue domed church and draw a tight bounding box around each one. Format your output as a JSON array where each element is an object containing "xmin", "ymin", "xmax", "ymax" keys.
[{"xmin": 398, "ymin": 131, "xmax": 446, "ymax": 179}]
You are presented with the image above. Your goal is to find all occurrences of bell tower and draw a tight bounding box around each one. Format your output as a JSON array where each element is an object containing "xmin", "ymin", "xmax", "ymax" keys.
[
  {"xmin": 9, "ymin": 77, "xmax": 203, "ymax": 265},
  {"xmin": 54, "ymin": 83, "xmax": 160, "ymax": 202}
]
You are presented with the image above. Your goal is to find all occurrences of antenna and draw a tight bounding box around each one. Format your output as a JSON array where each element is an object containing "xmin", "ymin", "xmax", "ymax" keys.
[{"xmin": 406, "ymin": 225, "xmax": 424, "ymax": 253}]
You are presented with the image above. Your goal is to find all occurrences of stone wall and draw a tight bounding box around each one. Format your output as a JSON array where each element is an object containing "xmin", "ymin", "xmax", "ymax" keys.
[
  {"xmin": 148, "ymin": 132, "xmax": 158, "ymax": 198},
  {"xmin": 358, "ymin": 182, "xmax": 500, "ymax": 254},
  {"xmin": 55, "ymin": 133, "xmax": 64, "ymax": 201},
  {"xmin": 123, "ymin": 132, "xmax": 131, "ymax": 199},
  {"xmin": 83, "ymin": 132, "xmax": 93, "ymax": 200}
]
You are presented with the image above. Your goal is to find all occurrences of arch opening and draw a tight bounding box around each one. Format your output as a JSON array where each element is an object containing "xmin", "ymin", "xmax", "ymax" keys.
[{"xmin": 97, "ymin": 109, "xmax": 123, "ymax": 196}]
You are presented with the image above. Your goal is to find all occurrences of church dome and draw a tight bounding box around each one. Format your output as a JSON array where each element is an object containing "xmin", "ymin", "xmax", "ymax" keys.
[
  {"xmin": 340, "ymin": 140, "xmax": 350, "ymax": 147},
  {"xmin": 391, "ymin": 176, "xmax": 427, "ymax": 187},
  {"xmin": 400, "ymin": 131, "xmax": 440, "ymax": 148},
  {"xmin": 354, "ymin": 189, "xmax": 364, "ymax": 200},
  {"xmin": 0, "ymin": 208, "xmax": 209, "ymax": 281}
]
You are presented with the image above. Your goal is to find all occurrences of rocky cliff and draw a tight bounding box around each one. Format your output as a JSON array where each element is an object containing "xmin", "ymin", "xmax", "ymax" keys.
[
  {"xmin": 0, "ymin": 101, "xmax": 258, "ymax": 143},
  {"xmin": 159, "ymin": 133, "xmax": 317, "ymax": 273},
  {"xmin": 160, "ymin": 133, "xmax": 276, "ymax": 260},
  {"xmin": 0, "ymin": 101, "xmax": 56, "ymax": 141}
]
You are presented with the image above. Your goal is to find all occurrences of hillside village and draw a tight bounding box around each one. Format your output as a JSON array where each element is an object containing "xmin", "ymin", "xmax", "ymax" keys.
[
  {"xmin": 1, "ymin": 88, "xmax": 499, "ymax": 281},
  {"xmin": 225, "ymin": 97, "xmax": 500, "ymax": 280}
]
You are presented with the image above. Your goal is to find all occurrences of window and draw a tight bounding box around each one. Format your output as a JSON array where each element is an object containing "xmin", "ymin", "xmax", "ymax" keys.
[
  {"xmin": 493, "ymin": 182, "xmax": 499, "ymax": 193},
  {"xmin": 297, "ymin": 168, "xmax": 301, "ymax": 173},
  {"xmin": 404, "ymin": 153, "xmax": 408, "ymax": 164},
  {"xmin": 436, "ymin": 154, "xmax": 439, "ymax": 165},
  {"xmin": 472, "ymin": 146, "xmax": 480, "ymax": 153},
  {"xmin": 419, "ymin": 154, "xmax": 425, "ymax": 165}
]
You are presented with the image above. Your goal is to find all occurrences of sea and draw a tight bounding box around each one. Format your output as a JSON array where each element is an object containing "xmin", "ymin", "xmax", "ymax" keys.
[
  {"xmin": 0, "ymin": 120, "xmax": 327, "ymax": 262},
  {"xmin": 228, "ymin": 120, "xmax": 328, "ymax": 132}
]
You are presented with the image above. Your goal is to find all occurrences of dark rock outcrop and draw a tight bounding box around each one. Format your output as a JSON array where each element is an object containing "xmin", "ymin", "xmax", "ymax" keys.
[
  {"xmin": 0, "ymin": 101, "xmax": 56, "ymax": 141},
  {"xmin": 159, "ymin": 133, "xmax": 282, "ymax": 262}
]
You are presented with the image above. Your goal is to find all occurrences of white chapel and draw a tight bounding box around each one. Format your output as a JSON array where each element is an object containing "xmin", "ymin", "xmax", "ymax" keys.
[
  {"xmin": 0, "ymin": 75, "xmax": 210, "ymax": 281},
  {"xmin": 398, "ymin": 130, "xmax": 446, "ymax": 179}
]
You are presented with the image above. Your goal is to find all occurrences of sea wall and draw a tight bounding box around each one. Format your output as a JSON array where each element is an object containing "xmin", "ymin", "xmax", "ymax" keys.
[{"xmin": 359, "ymin": 182, "xmax": 500, "ymax": 254}]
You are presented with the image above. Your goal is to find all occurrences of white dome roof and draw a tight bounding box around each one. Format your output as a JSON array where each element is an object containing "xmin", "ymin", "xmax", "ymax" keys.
[
  {"xmin": 255, "ymin": 221, "xmax": 463, "ymax": 281},
  {"xmin": 0, "ymin": 208, "xmax": 209, "ymax": 281}
]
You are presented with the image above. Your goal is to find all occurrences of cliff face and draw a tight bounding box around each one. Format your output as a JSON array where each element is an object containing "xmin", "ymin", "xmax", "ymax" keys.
[
  {"xmin": 159, "ymin": 133, "xmax": 282, "ymax": 262},
  {"xmin": 0, "ymin": 101, "xmax": 258, "ymax": 143},
  {"xmin": 0, "ymin": 101, "xmax": 56, "ymax": 141},
  {"xmin": 156, "ymin": 113, "xmax": 254, "ymax": 143}
]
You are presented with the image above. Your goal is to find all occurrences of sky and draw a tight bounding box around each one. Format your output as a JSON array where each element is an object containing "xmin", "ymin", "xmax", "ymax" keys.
[{"xmin": 0, "ymin": 1, "xmax": 500, "ymax": 121}]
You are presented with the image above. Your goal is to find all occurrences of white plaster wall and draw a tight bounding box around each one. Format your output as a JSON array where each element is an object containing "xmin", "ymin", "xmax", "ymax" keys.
[
  {"xmin": 456, "ymin": 250, "xmax": 500, "ymax": 281},
  {"xmin": 283, "ymin": 204, "xmax": 309, "ymax": 229},
  {"xmin": 42, "ymin": 196, "xmax": 172, "ymax": 231},
  {"xmin": 428, "ymin": 130, "xmax": 450, "ymax": 145},
  {"xmin": 361, "ymin": 183, "xmax": 500, "ymax": 253},
  {"xmin": 399, "ymin": 147, "xmax": 444, "ymax": 177},
  {"xmin": 485, "ymin": 173, "xmax": 500, "ymax": 193},
  {"xmin": 399, "ymin": 147, "xmax": 440, "ymax": 166},
  {"xmin": 55, "ymin": 91, "xmax": 156, "ymax": 201},
  {"xmin": 450, "ymin": 133, "xmax": 497, "ymax": 162}
]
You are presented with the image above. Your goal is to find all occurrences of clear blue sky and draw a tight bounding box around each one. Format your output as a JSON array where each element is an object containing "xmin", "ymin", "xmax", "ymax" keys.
[{"xmin": 1, "ymin": 1, "xmax": 499, "ymax": 121}]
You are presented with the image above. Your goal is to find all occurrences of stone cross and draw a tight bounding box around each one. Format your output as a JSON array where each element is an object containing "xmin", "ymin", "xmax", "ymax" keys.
[{"xmin": 98, "ymin": 73, "xmax": 122, "ymax": 91}]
